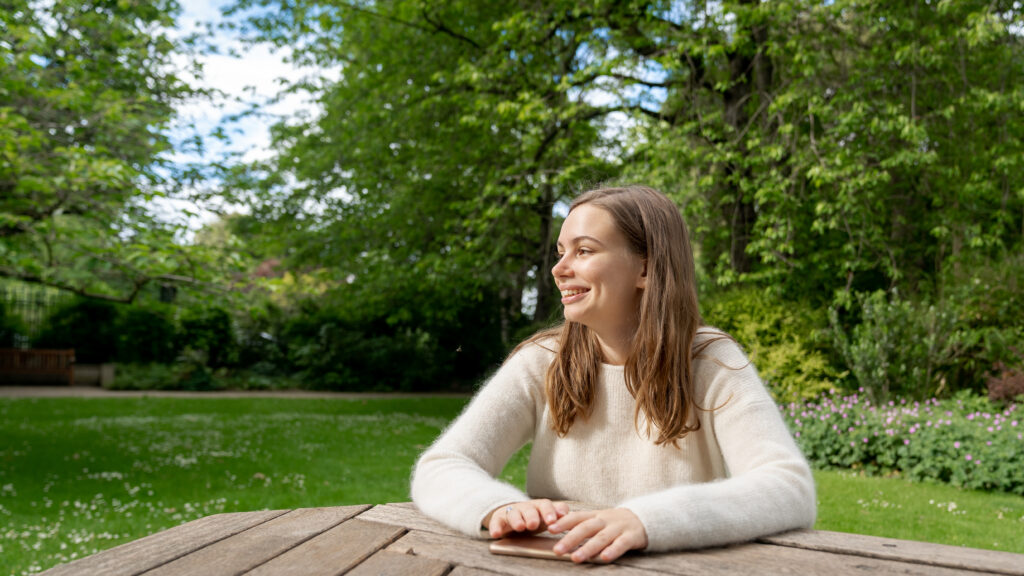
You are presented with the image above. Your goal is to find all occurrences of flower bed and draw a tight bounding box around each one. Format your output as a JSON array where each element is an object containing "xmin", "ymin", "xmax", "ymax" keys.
[{"xmin": 782, "ymin": 390, "xmax": 1023, "ymax": 495}]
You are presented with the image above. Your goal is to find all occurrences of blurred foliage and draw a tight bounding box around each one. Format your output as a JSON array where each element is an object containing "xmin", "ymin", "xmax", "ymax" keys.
[
  {"xmin": 179, "ymin": 307, "xmax": 236, "ymax": 369},
  {"xmin": 0, "ymin": 299, "xmax": 23, "ymax": 347},
  {"xmin": 0, "ymin": 0, "xmax": 236, "ymax": 302},
  {"xmin": 117, "ymin": 307, "xmax": 180, "ymax": 364},
  {"xmin": 33, "ymin": 299, "xmax": 121, "ymax": 363},
  {"xmin": 4, "ymin": 0, "xmax": 1024, "ymax": 394},
  {"xmin": 702, "ymin": 286, "xmax": 840, "ymax": 401}
]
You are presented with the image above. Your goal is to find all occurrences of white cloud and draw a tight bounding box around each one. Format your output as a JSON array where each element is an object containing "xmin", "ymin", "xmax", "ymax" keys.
[{"xmin": 160, "ymin": 0, "xmax": 327, "ymax": 233}]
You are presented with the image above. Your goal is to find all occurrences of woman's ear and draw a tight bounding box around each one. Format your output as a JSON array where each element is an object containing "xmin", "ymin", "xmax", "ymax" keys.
[{"xmin": 637, "ymin": 259, "xmax": 647, "ymax": 289}]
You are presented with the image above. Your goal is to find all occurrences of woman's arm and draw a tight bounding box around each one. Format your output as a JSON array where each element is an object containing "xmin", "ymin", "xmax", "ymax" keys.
[
  {"xmin": 410, "ymin": 345, "xmax": 548, "ymax": 537},
  {"xmin": 618, "ymin": 341, "xmax": 816, "ymax": 551}
]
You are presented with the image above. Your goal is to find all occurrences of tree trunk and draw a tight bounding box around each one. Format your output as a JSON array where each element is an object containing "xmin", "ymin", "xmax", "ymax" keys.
[
  {"xmin": 722, "ymin": 43, "xmax": 757, "ymax": 275},
  {"xmin": 533, "ymin": 185, "xmax": 557, "ymax": 323}
]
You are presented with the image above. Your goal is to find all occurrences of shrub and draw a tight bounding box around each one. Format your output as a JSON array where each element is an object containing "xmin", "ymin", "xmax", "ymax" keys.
[
  {"xmin": 987, "ymin": 360, "xmax": 1024, "ymax": 404},
  {"xmin": 829, "ymin": 291, "xmax": 961, "ymax": 401},
  {"xmin": 701, "ymin": 286, "xmax": 840, "ymax": 401},
  {"xmin": 34, "ymin": 299, "xmax": 120, "ymax": 363},
  {"xmin": 783, "ymin": 390, "xmax": 1023, "ymax": 495},
  {"xmin": 117, "ymin": 307, "xmax": 180, "ymax": 364},
  {"xmin": 107, "ymin": 363, "xmax": 179, "ymax": 390},
  {"xmin": 179, "ymin": 307, "xmax": 236, "ymax": 368},
  {"xmin": 0, "ymin": 300, "xmax": 24, "ymax": 347}
]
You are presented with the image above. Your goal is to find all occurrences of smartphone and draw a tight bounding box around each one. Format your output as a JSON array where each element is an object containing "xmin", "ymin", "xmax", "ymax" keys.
[{"xmin": 488, "ymin": 535, "xmax": 608, "ymax": 563}]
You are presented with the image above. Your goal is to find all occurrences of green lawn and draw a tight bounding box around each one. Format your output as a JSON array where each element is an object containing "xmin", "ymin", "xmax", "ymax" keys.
[{"xmin": 1, "ymin": 397, "xmax": 1021, "ymax": 576}]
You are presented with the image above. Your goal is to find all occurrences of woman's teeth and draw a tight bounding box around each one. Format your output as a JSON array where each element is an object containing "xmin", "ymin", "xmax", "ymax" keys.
[{"xmin": 561, "ymin": 289, "xmax": 588, "ymax": 297}]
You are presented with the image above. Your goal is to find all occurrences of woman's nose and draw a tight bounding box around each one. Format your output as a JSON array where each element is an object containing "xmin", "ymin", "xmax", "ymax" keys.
[{"xmin": 552, "ymin": 254, "xmax": 571, "ymax": 278}]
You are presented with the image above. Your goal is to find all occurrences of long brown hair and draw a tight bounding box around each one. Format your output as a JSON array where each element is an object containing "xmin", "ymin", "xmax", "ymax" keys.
[{"xmin": 521, "ymin": 185, "xmax": 720, "ymax": 446}]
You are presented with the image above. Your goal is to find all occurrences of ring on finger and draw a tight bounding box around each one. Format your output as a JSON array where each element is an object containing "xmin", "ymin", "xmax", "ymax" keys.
[{"xmin": 505, "ymin": 506, "xmax": 514, "ymax": 519}]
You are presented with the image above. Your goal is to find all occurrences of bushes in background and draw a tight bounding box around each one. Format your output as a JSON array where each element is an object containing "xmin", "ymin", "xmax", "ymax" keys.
[
  {"xmin": 783, "ymin": 390, "xmax": 1023, "ymax": 495},
  {"xmin": 33, "ymin": 299, "xmax": 121, "ymax": 363},
  {"xmin": 829, "ymin": 291, "xmax": 961, "ymax": 401},
  {"xmin": 701, "ymin": 286, "xmax": 841, "ymax": 401}
]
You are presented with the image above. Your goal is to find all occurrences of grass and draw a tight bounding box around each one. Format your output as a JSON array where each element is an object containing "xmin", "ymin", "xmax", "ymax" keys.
[{"xmin": 1, "ymin": 396, "xmax": 1022, "ymax": 576}]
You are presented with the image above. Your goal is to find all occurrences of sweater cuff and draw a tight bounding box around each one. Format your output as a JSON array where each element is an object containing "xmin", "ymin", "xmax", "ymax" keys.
[
  {"xmin": 465, "ymin": 487, "xmax": 531, "ymax": 537},
  {"xmin": 619, "ymin": 493, "xmax": 694, "ymax": 552}
]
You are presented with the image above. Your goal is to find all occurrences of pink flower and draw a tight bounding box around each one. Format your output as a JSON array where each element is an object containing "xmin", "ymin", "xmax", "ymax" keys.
[
  {"xmin": 904, "ymin": 439, "xmax": 910, "ymax": 445},
  {"xmin": 954, "ymin": 441, "xmax": 961, "ymax": 449},
  {"xmin": 965, "ymin": 454, "xmax": 973, "ymax": 461},
  {"xmin": 863, "ymin": 438, "xmax": 869, "ymax": 443}
]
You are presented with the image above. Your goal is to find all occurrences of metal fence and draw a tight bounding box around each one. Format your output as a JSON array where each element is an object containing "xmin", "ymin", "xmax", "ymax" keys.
[{"xmin": 0, "ymin": 282, "xmax": 72, "ymax": 348}]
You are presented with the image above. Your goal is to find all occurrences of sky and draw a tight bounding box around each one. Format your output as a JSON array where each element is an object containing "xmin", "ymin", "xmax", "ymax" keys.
[
  {"xmin": 161, "ymin": 0, "xmax": 317, "ymax": 232},
  {"xmin": 174, "ymin": 0, "xmax": 311, "ymax": 163}
]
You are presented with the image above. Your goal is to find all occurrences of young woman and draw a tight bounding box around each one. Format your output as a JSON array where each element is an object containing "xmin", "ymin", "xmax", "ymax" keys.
[{"xmin": 411, "ymin": 185, "xmax": 815, "ymax": 563}]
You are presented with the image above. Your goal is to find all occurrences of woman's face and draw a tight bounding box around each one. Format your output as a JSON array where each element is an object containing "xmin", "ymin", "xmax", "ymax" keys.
[{"xmin": 552, "ymin": 204, "xmax": 646, "ymax": 344}]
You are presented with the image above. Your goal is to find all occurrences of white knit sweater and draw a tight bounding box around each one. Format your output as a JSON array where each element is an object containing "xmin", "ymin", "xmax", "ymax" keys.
[{"xmin": 410, "ymin": 330, "xmax": 816, "ymax": 551}]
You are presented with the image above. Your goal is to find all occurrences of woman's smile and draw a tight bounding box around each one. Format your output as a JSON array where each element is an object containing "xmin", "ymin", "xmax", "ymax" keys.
[{"xmin": 560, "ymin": 287, "xmax": 590, "ymax": 303}]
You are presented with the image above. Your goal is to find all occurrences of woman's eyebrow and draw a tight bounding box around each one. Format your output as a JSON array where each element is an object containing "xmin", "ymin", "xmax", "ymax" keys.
[{"xmin": 557, "ymin": 235, "xmax": 606, "ymax": 249}]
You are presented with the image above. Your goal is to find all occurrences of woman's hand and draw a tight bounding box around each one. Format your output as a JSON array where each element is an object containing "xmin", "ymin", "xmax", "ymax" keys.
[
  {"xmin": 547, "ymin": 508, "xmax": 648, "ymax": 563},
  {"xmin": 484, "ymin": 499, "xmax": 570, "ymax": 538}
]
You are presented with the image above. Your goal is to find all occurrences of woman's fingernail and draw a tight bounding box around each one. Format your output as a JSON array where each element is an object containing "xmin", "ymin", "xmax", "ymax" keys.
[
  {"xmin": 553, "ymin": 545, "xmax": 564, "ymax": 554},
  {"xmin": 548, "ymin": 524, "xmax": 560, "ymax": 532},
  {"xmin": 546, "ymin": 514, "xmax": 556, "ymax": 522}
]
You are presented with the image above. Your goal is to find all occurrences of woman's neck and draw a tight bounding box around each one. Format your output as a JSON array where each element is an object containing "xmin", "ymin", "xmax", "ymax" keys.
[{"xmin": 595, "ymin": 332, "xmax": 632, "ymax": 365}]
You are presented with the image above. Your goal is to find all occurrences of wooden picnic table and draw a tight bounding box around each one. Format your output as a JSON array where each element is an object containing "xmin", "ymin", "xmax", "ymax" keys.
[{"xmin": 39, "ymin": 502, "xmax": 1024, "ymax": 575}]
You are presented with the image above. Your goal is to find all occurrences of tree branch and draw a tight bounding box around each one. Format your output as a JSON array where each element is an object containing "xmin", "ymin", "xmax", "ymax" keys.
[{"xmin": 420, "ymin": 8, "xmax": 482, "ymax": 50}]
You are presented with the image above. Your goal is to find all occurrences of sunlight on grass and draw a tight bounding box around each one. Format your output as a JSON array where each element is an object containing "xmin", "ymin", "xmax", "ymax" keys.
[{"xmin": 1, "ymin": 396, "xmax": 1021, "ymax": 576}]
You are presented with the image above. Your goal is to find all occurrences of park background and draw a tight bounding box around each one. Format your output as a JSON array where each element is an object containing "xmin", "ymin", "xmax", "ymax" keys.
[{"xmin": 1, "ymin": 0, "xmax": 1023, "ymax": 574}]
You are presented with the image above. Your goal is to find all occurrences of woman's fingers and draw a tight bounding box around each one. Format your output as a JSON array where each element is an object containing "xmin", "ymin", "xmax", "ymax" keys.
[
  {"xmin": 549, "ymin": 508, "xmax": 648, "ymax": 563},
  {"xmin": 520, "ymin": 505, "xmax": 542, "ymax": 531},
  {"xmin": 488, "ymin": 499, "xmax": 570, "ymax": 538},
  {"xmin": 597, "ymin": 536, "xmax": 637, "ymax": 563},
  {"xmin": 535, "ymin": 499, "xmax": 566, "ymax": 526}
]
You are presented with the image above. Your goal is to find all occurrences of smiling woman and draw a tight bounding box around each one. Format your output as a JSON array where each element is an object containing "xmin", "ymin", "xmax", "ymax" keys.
[{"xmin": 411, "ymin": 185, "xmax": 817, "ymax": 563}]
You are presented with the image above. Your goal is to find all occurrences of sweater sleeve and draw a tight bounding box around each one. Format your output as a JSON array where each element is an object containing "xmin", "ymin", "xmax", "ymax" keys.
[
  {"xmin": 618, "ymin": 338, "xmax": 816, "ymax": 551},
  {"xmin": 410, "ymin": 344, "xmax": 547, "ymax": 537}
]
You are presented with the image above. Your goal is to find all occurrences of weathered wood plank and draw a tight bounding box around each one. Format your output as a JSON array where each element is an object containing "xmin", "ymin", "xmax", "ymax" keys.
[
  {"xmin": 358, "ymin": 503, "xmax": 473, "ymax": 538},
  {"xmin": 448, "ymin": 567, "xmax": 506, "ymax": 576},
  {"xmin": 620, "ymin": 540, "xmax": 996, "ymax": 576},
  {"xmin": 245, "ymin": 519, "xmax": 403, "ymax": 576},
  {"xmin": 142, "ymin": 506, "xmax": 368, "ymax": 576},
  {"xmin": 362, "ymin": 501, "xmax": 597, "ymax": 539},
  {"xmin": 759, "ymin": 529, "xmax": 1024, "ymax": 576},
  {"xmin": 345, "ymin": 550, "xmax": 451, "ymax": 576},
  {"xmin": 39, "ymin": 510, "xmax": 289, "ymax": 576},
  {"xmin": 386, "ymin": 529, "xmax": 655, "ymax": 575}
]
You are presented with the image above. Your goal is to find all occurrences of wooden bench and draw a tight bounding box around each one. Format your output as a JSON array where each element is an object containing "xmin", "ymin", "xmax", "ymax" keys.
[{"xmin": 0, "ymin": 348, "xmax": 75, "ymax": 385}]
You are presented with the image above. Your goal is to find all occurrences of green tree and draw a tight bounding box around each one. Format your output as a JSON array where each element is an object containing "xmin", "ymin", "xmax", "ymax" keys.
[
  {"xmin": 0, "ymin": 0, "xmax": 224, "ymax": 302},
  {"xmin": 224, "ymin": 0, "xmax": 632, "ymax": 348}
]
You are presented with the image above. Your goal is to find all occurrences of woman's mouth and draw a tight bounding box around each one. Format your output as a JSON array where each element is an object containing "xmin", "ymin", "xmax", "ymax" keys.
[{"xmin": 560, "ymin": 288, "xmax": 590, "ymax": 304}]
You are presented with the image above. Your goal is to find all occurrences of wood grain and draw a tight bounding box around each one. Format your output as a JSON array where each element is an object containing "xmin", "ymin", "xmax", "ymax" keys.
[
  {"xmin": 39, "ymin": 510, "xmax": 289, "ymax": 576},
  {"xmin": 620, "ymin": 539, "xmax": 994, "ymax": 576},
  {"xmin": 759, "ymin": 529, "xmax": 1024, "ymax": 576},
  {"xmin": 448, "ymin": 567, "xmax": 507, "ymax": 576},
  {"xmin": 244, "ymin": 518, "xmax": 403, "ymax": 576},
  {"xmin": 386, "ymin": 529, "xmax": 654, "ymax": 576},
  {"xmin": 345, "ymin": 550, "xmax": 450, "ymax": 576},
  {"xmin": 141, "ymin": 506, "xmax": 368, "ymax": 576},
  {"xmin": 358, "ymin": 503, "xmax": 472, "ymax": 538}
]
